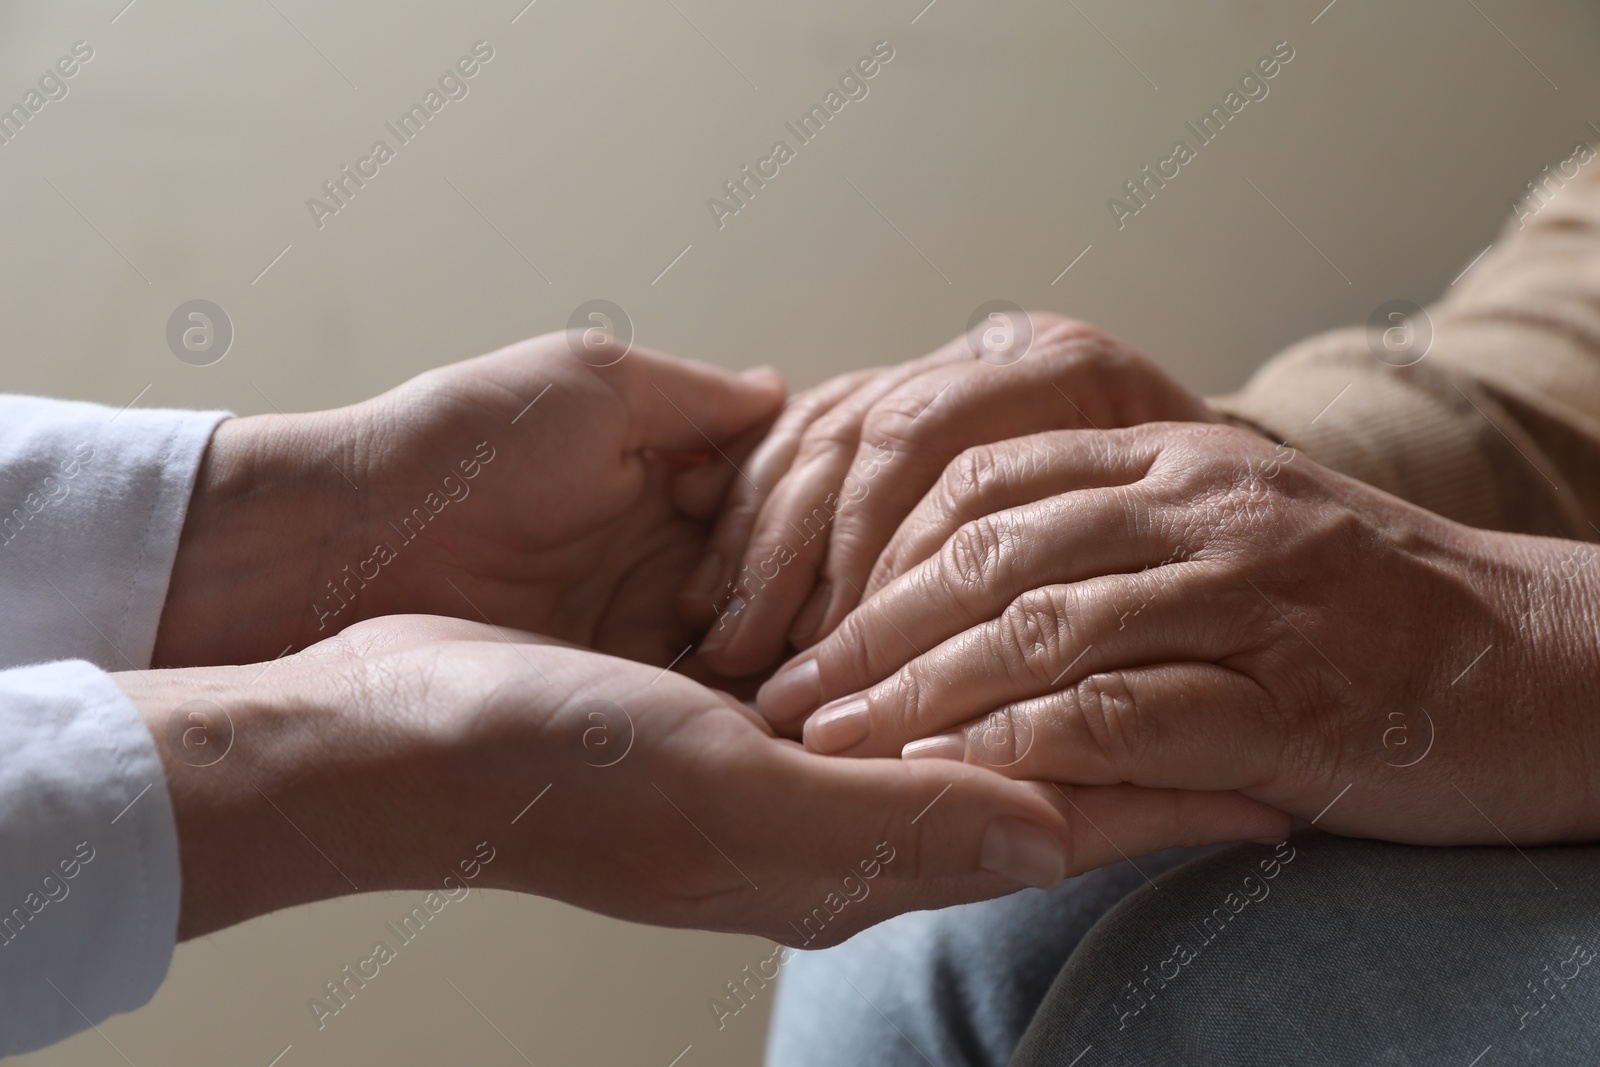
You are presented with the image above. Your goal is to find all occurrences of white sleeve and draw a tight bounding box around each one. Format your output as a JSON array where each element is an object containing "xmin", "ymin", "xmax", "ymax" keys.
[
  {"xmin": 0, "ymin": 396, "xmax": 227, "ymax": 1054},
  {"xmin": 0, "ymin": 395, "xmax": 228, "ymax": 671},
  {"xmin": 0, "ymin": 661, "xmax": 182, "ymax": 1055}
]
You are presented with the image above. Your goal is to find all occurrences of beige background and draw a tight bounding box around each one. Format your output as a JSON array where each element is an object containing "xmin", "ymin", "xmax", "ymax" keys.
[{"xmin": 5, "ymin": 0, "xmax": 1600, "ymax": 1064}]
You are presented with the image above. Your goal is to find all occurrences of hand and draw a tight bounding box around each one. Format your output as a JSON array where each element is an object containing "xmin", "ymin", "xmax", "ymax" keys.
[
  {"xmin": 761, "ymin": 422, "xmax": 1600, "ymax": 845},
  {"xmin": 121, "ymin": 614, "xmax": 1288, "ymax": 942},
  {"xmin": 677, "ymin": 313, "xmax": 1220, "ymax": 678},
  {"xmin": 154, "ymin": 332, "xmax": 785, "ymax": 668}
]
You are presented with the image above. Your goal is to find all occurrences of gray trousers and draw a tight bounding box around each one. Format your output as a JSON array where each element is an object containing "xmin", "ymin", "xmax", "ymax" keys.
[{"xmin": 767, "ymin": 834, "xmax": 1600, "ymax": 1067}]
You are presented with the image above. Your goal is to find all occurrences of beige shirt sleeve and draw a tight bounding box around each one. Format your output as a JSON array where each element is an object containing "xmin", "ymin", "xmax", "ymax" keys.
[{"xmin": 1213, "ymin": 155, "xmax": 1600, "ymax": 539}]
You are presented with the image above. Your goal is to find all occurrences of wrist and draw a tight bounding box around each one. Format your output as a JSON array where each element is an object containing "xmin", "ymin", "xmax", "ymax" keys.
[
  {"xmin": 1444, "ymin": 529, "xmax": 1600, "ymax": 838},
  {"xmin": 153, "ymin": 412, "xmax": 362, "ymax": 667},
  {"xmin": 121, "ymin": 650, "xmax": 422, "ymax": 937},
  {"xmin": 121, "ymin": 660, "xmax": 334, "ymax": 938},
  {"xmin": 128, "ymin": 625, "xmax": 571, "ymax": 937}
]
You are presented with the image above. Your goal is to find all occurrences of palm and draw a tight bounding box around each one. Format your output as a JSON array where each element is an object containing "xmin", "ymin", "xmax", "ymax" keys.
[{"xmin": 319, "ymin": 617, "xmax": 1071, "ymax": 943}]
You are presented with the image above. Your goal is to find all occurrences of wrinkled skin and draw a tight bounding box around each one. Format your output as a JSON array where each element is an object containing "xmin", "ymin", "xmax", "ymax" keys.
[
  {"xmin": 761, "ymin": 423, "xmax": 1600, "ymax": 846},
  {"xmin": 681, "ymin": 313, "xmax": 1222, "ymax": 679}
]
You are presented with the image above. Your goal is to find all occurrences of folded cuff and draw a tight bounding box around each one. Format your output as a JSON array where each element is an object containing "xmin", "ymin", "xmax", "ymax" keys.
[
  {"xmin": 0, "ymin": 397, "xmax": 229, "ymax": 671},
  {"xmin": 0, "ymin": 660, "xmax": 181, "ymax": 1055}
]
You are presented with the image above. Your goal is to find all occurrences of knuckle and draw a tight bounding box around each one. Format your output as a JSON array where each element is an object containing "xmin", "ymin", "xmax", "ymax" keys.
[
  {"xmin": 761, "ymin": 403, "xmax": 826, "ymax": 460},
  {"xmin": 1196, "ymin": 484, "xmax": 1264, "ymax": 537},
  {"xmin": 884, "ymin": 663, "xmax": 932, "ymax": 736},
  {"xmin": 1156, "ymin": 440, "xmax": 1284, "ymax": 537},
  {"xmin": 1035, "ymin": 320, "xmax": 1131, "ymax": 380},
  {"xmin": 823, "ymin": 600, "xmax": 928, "ymax": 697},
  {"xmin": 791, "ymin": 371, "xmax": 872, "ymax": 418},
  {"xmin": 859, "ymin": 393, "xmax": 936, "ymax": 456},
  {"xmin": 792, "ymin": 409, "xmax": 864, "ymax": 467},
  {"xmin": 939, "ymin": 444, "xmax": 1000, "ymax": 515},
  {"xmin": 966, "ymin": 705, "xmax": 1033, "ymax": 767},
  {"xmin": 823, "ymin": 609, "xmax": 885, "ymax": 686},
  {"xmin": 738, "ymin": 530, "xmax": 798, "ymax": 583},
  {"xmin": 867, "ymin": 541, "xmax": 911, "ymax": 592},
  {"xmin": 998, "ymin": 587, "xmax": 1076, "ymax": 686},
  {"xmin": 940, "ymin": 515, "xmax": 1011, "ymax": 594},
  {"xmin": 1029, "ymin": 313, "xmax": 1103, "ymax": 355},
  {"xmin": 1057, "ymin": 671, "xmax": 1147, "ymax": 774}
]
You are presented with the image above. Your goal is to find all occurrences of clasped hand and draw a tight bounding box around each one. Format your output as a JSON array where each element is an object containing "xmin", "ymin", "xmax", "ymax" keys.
[{"xmin": 136, "ymin": 317, "xmax": 1366, "ymax": 943}]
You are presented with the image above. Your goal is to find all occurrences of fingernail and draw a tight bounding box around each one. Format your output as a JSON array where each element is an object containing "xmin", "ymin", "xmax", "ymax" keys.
[
  {"xmin": 698, "ymin": 594, "xmax": 745, "ymax": 656},
  {"xmin": 787, "ymin": 581, "xmax": 832, "ymax": 647},
  {"xmin": 683, "ymin": 552, "xmax": 724, "ymax": 609},
  {"xmin": 804, "ymin": 696, "xmax": 870, "ymax": 754},
  {"xmin": 756, "ymin": 656, "xmax": 821, "ymax": 721},
  {"xmin": 902, "ymin": 735, "xmax": 965, "ymax": 761},
  {"xmin": 740, "ymin": 365, "xmax": 784, "ymax": 390},
  {"xmin": 979, "ymin": 819, "xmax": 1067, "ymax": 889}
]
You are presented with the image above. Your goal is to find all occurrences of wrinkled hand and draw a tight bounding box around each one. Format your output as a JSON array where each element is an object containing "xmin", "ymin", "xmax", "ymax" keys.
[
  {"xmin": 156, "ymin": 332, "xmax": 785, "ymax": 668},
  {"xmin": 678, "ymin": 313, "xmax": 1220, "ymax": 678},
  {"xmin": 123, "ymin": 614, "xmax": 1288, "ymax": 942},
  {"xmin": 759, "ymin": 423, "xmax": 1600, "ymax": 845}
]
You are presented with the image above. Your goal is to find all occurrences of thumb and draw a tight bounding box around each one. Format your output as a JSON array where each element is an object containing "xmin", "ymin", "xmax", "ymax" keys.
[
  {"xmin": 764, "ymin": 751, "xmax": 1291, "ymax": 945},
  {"xmin": 766, "ymin": 749, "xmax": 1078, "ymax": 930},
  {"xmin": 617, "ymin": 349, "xmax": 786, "ymax": 452}
]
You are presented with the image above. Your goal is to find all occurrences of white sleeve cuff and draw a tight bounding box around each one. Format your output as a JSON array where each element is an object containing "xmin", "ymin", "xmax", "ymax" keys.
[
  {"xmin": 0, "ymin": 660, "xmax": 181, "ymax": 1055},
  {"xmin": 0, "ymin": 396, "xmax": 229, "ymax": 671}
]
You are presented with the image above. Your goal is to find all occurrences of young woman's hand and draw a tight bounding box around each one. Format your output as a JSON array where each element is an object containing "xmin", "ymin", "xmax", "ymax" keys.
[
  {"xmin": 123, "ymin": 613, "xmax": 1289, "ymax": 942},
  {"xmin": 155, "ymin": 332, "xmax": 784, "ymax": 668}
]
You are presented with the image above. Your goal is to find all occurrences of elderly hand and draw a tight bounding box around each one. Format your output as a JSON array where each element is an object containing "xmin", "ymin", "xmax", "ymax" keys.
[
  {"xmin": 759, "ymin": 422, "xmax": 1600, "ymax": 845},
  {"xmin": 678, "ymin": 313, "xmax": 1219, "ymax": 679},
  {"xmin": 122, "ymin": 614, "xmax": 1288, "ymax": 942},
  {"xmin": 154, "ymin": 332, "xmax": 785, "ymax": 668}
]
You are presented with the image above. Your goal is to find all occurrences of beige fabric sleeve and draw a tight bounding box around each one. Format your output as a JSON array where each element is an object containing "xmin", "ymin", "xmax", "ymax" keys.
[{"xmin": 1212, "ymin": 156, "xmax": 1600, "ymax": 539}]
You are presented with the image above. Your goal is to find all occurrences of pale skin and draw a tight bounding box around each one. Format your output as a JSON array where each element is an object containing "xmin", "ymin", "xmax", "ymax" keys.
[
  {"xmin": 125, "ymin": 332, "xmax": 1287, "ymax": 941},
  {"xmin": 153, "ymin": 331, "xmax": 790, "ymax": 671}
]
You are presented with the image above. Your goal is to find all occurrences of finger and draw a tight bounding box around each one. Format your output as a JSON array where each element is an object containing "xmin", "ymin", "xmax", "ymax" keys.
[
  {"xmin": 801, "ymin": 566, "xmax": 1249, "ymax": 757},
  {"xmin": 685, "ymin": 742, "xmax": 1077, "ymax": 947},
  {"xmin": 769, "ymin": 744, "xmax": 1073, "ymax": 889},
  {"xmin": 1040, "ymin": 783, "xmax": 1291, "ymax": 873},
  {"xmin": 763, "ymin": 748, "xmax": 1288, "ymax": 944},
  {"xmin": 798, "ymin": 779, "xmax": 1291, "ymax": 945},
  {"xmin": 671, "ymin": 415, "xmax": 775, "ymax": 522},
  {"xmin": 697, "ymin": 357, "xmax": 963, "ymax": 674},
  {"xmin": 902, "ymin": 663, "xmax": 1281, "ymax": 793},
  {"xmin": 759, "ymin": 485, "xmax": 1180, "ymax": 725},
  {"xmin": 617, "ymin": 350, "xmax": 786, "ymax": 454},
  {"xmin": 777, "ymin": 361, "xmax": 996, "ymax": 647},
  {"xmin": 872, "ymin": 429, "xmax": 1160, "ymax": 594},
  {"xmin": 677, "ymin": 371, "xmax": 871, "ymax": 628},
  {"xmin": 790, "ymin": 329, "xmax": 1159, "ymax": 648}
]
